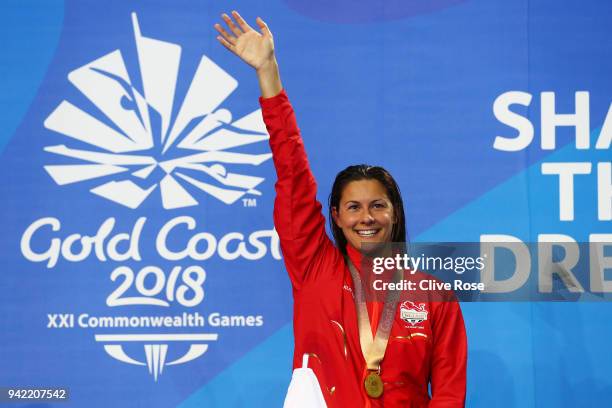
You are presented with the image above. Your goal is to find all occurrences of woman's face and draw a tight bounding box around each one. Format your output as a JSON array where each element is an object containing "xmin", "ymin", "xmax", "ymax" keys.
[{"xmin": 332, "ymin": 179, "xmax": 396, "ymax": 252}]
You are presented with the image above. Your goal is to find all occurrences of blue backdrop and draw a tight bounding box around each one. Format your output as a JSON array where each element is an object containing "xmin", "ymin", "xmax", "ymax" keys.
[{"xmin": 1, "ymin": 0, "xmax": 611, "ymax": 406}]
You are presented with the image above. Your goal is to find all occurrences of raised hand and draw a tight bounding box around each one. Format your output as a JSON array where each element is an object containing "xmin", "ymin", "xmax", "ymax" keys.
[
  {"xmin": 215, "ymin": 11, "xmax": 282, "ymax": 98},
  {"xmin": 215, "ymin": 11, "xmax": 275, "ymax": 71}
]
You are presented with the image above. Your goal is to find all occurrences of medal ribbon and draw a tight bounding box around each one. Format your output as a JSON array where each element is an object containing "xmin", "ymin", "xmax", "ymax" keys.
[{"xmin": 345, "ymin": 256, "xmax": 401, "ymax": 371}]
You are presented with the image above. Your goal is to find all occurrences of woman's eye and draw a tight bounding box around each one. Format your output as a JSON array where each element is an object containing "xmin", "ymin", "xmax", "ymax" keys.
[
  {"xmin": 373, "ymin": 203, "xmax": 385, "ymax": 208},
  {"xmin": 348, "ymin": 205, "xmax": 358, "ymax": 210}
]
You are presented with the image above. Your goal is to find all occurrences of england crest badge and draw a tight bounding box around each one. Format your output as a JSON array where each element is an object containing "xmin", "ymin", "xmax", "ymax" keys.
[{"xmin": 400, "ymin": 301, "xmax": 428, "ymax": 326}]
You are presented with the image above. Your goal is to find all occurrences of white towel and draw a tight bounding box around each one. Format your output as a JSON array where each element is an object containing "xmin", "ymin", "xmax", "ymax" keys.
[{"xmin": 283, "ymin": 354, "xmax": 328, "ymax": 408}]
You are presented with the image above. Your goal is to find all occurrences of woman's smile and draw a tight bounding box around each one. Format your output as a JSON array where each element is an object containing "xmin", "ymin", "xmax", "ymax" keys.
[{"xmin": 354, "ymin": 228, "xmax": 381, "ymax": 237}]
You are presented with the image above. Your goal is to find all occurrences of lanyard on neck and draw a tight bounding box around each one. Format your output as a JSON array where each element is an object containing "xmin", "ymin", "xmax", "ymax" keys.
[{"xmin": 344, "ymin": 255, "xmax": 401, "ymax": 372}]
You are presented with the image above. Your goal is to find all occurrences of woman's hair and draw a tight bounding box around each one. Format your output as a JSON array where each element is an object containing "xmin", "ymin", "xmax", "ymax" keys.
[{"xmin": 328, "ymin": 164, "xmax": 407, "ymax": 254}]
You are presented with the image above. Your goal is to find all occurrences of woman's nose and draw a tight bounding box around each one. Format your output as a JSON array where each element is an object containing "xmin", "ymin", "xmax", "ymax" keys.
[{"xmin": 360, "ymin": 211, "xmax": 375, "ymax": 224}]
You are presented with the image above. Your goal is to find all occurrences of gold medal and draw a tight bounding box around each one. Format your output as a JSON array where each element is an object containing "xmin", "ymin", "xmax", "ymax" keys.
[{"xmin": 364, "ymin": 372, "xmax": 384, "ymax": 398}]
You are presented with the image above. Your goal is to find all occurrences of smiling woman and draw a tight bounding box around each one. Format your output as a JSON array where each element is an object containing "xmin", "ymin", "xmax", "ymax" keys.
[
  {"xmin": 329, "ymin": 165, "xmax": 406, "ymax": 255},
  {"xmin": 215, "ymin": 10, "xmax": 467, "ymax": 408}
]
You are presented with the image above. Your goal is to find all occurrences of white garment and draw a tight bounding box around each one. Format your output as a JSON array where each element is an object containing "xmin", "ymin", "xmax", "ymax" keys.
[{"xmin": 283, "ymin": 354, "xmax": 328, "ymax": 408}]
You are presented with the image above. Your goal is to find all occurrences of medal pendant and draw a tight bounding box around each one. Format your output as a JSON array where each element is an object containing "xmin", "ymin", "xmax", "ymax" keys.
[{"xmin": 364, "ymin": 372, "xmax": 384, "ymax": 398}]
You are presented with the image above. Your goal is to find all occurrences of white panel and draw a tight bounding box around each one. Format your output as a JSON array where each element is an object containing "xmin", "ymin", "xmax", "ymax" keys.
[
  {"xmin": 132, "ymin": 12, "xmax": 181, "ymax": 144},
  {"xmin": 44, "ymin": 101, "xmax": 141, "ymax": 153},
  {"xmin": 132, "ymin": 164, "xmax": 157, "ymax": 179},
  {"xmin": 175, "ymin": 172, "xmax": 244, "ymax": 204},
  {"xmin": 68, "ymin": 50, "xmax": 152, "ymax": 148},
  {"xmin": 188, "ymin": 127, "xmax": 269, "ymax": 152},
  {"xmin": 164, "ymin": 56, "xmax": 238, "ymax": 152},
  {"xmin": 176, "ymin": 109, "xmax": 231, "ymax": 148},
  {"xmin": 160, "ymin": 174, "xmax": 198, "ymax": 209},
  {"xmin": 45, "ymin": 145, "xmax": 155, "ymax": 166},
  {"xmin": 176, "ymin": 163, "xmax": 265, "ymax": 190},
  {"xmin": 44, "ymin": 164, "xmax": 128, "ymax": 185},
  {"xmin": 91, "ymin": 180, "xmax": 156, "ymax": 209},
  {"xmin": 158, "ymin": 151, "xmax": 272, "ymax": 173}
]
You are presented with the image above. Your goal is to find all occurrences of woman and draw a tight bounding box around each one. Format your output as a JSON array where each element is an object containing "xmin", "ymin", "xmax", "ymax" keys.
[{"xmin": 215, "ymin": 11, "xmax": 467, "ymax": 407}]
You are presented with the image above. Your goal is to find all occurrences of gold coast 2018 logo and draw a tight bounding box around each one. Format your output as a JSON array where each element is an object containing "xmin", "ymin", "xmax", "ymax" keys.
[{"xmin": 21, "ymin": 13, "xmax": 279, "ymax": 381}]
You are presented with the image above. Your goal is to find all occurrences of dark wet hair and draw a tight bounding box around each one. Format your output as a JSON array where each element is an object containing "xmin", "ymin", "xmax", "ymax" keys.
[{"xmin": 328, "ymin": 164, "xmax": 406, "ymax": 254}]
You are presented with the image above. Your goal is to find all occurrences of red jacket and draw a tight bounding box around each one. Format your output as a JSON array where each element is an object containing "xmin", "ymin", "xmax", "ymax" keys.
[{"xmin": 260, "ymin": 90, "xmax": 467, "ymax": 407}]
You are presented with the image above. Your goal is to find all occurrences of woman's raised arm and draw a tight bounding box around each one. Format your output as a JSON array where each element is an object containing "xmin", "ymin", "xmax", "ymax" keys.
[{"xmin": 215, "ymin": 12, "xmax": 336, "ymax": 290}]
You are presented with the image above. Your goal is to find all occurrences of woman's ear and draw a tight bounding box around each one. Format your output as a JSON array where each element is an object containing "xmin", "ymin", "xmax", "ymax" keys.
[{"xmin": 331, "ymin": 206, "xmax": 340, "ymax": 226}]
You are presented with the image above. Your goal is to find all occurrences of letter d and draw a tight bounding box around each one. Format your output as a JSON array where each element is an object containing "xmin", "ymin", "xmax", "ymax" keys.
[{"xmin": 480, "ymin": 235, "xmax": 530, "ymax": 293}]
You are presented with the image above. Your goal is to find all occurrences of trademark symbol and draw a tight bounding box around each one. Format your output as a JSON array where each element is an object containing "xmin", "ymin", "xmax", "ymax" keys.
[{"xmin": 242, "ymin": 198, "xmax": 257, "ymax": 207}]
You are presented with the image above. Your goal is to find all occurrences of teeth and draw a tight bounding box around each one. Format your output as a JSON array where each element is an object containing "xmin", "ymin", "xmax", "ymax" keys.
[{"xmin": 356, "ymin": 230, "xmax": 378, "ymax": 236}]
